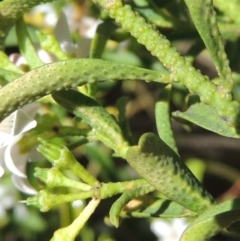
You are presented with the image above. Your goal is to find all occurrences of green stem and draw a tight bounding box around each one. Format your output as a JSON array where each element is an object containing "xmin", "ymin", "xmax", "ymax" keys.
[
  {"xmin": 92, "ymin": 0, "xmax": 240, "ymax": 127},
  {"xmin": 50, "ymin": 198, "xmax": 100, "ymax": 241},
  {"xmin": 97, "ymin": 179, "xmax": 151, "ymax": 199},
  {"xmin": 184, "ymin": 0, "xmax": 233, "ymax": 93}
]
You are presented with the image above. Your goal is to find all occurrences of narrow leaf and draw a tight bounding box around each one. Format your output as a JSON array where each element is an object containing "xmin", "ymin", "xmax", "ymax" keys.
[
  {"xmin": 180, "ymin": 198, "xmax": 240, "ymax": 241},
  {"xmin": 172, "ymin": 102, "xmax": 238, "ymax": 138}
]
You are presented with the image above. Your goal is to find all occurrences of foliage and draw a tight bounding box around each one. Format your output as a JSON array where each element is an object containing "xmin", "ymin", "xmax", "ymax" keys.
[{"xmin": 1, "ymin": 0, "xmax": 240, "ymax": 240}]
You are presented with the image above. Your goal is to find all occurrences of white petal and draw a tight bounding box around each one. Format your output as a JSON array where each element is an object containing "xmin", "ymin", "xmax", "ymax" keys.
[
  {"xmin": 150, "ymin": 219, "xmax": 172, "ymax": 239},
  {"xmin": 38, "ymin": 49, "xmax": 57, "ymax": 63},
  {"xmin": 12, "ymin": 109, "xmax": 37, "ymax": 135},
  {"xmin": 21, "ymin": 103, "xmax": 40, "ymax": 118},
  {"xmin": 0, "ymin": 111, "xmax": 16, "ymax": 135},
  {"xmin": 172, "ymin": 219, "xmax": 188, "ymax": 237},
  {"xmin": 151, "ymin": 219, "xmax": 188, "ymax": 241},
  {"xmin": 62, "ymin": 3, "xmax": 77, "ymax": 31},
  {"xmin": 0, "ymin": 109, "xmax": 36, "ymax": 138},
  {"xmin": 0, "ymin": 111, "xmax": 16, "ymax": 147},
  {"xmin": 12, "ymin": 175, "xmax": 38, "ymax": 195},
  {"xmin": 55, "ymin": 12, "xmax": 73, "ymax": 51},
  {"xmin": 4, "ymin": 135, "xmax": 27, "ymax": 178},
  {"xmin": 79, "ymin": 17, "xmax": 102, "ymax": 38},
  {"xmin": 0, "ymin": 103, "xmax": 39, "ymax": 148},
  {"xmin": 0, "ymin": 146, "xmax": 6, "ymax": 172},
  {"xmin": 60, "ymin": 41, "xmax": 78, "ymax": 55},
  {"xmin": 0, "ymin": 133, "xmax": 12, "ymax": 148}
]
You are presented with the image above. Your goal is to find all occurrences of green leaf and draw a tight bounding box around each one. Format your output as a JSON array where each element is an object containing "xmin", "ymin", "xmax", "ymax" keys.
[
  {"xmin": 109, "ymin": 184, "xmax": 155, "ymax": 227},
  {"xmin": 0, "ymin": 68, "xmax": 21, "ymax": 85},
  {"xmin": 52, "ymin": 89, "xmax": 130, "ymax": 157},
  {"xmin": 155, "ymin": 84, "xmax": 178, "ymax": 154},
  {"xmin": 184, "ymin": 0, "xmax": 233, "ymax": 93},
  {"xmin": 172, "ymin": 102, "xmax": 238, "ymax": 138},
  {"xmin": 116, "ymin": 96, "xmax": 135, "ymax": 145},
  {"xmin": 36, "ymin": 31, "xmax": 70, "ymax": 60},
  {"xmin": 0, "ymin": 58, "xmax": 170, "ymax": 121},
  {"xmin": 16, "ymin": 18, "xmax": 43, "ymax": 69},
  {"xmin": 126, "ymin": 133, "xmax": 216, "ymax": 213},
  {"xmin": 180, "ymin": 198, "xmax": 240, "ymax": 241},
  {"xmin": 121, "ymin": 197, "xmax": 197, "ymax": 219}
]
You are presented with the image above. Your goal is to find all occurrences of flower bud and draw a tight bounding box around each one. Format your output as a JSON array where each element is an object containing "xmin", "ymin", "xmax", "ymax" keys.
[
  {"xmin": 25, "ymin": 189, "xmax": 94, "ymax": 212},
  {"xmin": 34, "ymin": 167, "xmax": 92, "ymax": 191},
  {"xmin": 37, "ymin": 138, "xmax": 99, "ymax": 186}
]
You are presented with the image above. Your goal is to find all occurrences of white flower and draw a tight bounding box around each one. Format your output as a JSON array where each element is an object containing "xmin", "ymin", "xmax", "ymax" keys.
[
  {"xmin": 29, "ymin": 3, "xmax": 58, "ymax": 27},
  {"xmin": 61, "ymin": 2, "xmax": 102, "ymax": 39},
  {"xmin": 150, "ymin": 218, "xmax": 188, "ymax": 241},
  {"xmin": 54, "ymin": 11, "xmax": 102, "ymax": 58},
  {"xmin": 0, "ymin": 103, "xmax": 40, "ymax": 195},
  {"xmin": 54, "ymin": 13, "xmax": 91, "ymax": 58}
]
